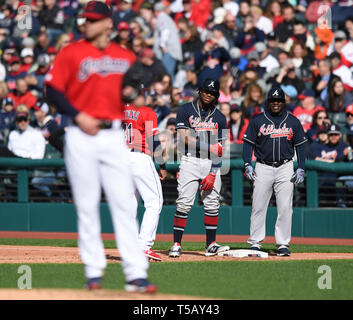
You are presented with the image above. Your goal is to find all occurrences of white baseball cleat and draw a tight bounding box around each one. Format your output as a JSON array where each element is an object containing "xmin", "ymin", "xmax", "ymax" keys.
[
  {"xmin": 169, "ymin": 242, "xmax": 182, "ymax": 258},
  {"xmin": 205, "ymin": 241, "xmax": 230, "ymax": 256}
]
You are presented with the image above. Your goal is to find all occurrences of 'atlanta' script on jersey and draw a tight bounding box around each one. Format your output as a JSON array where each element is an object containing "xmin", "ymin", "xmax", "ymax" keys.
[
  {"xmin": 189, "ymin": 115, "xmax": 219, "ymax": 133},
  {"xmin": 258, "ymin": 123, "xmax": 293, "ymax": 140}
]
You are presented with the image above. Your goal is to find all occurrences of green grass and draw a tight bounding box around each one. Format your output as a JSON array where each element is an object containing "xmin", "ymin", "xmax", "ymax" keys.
[
  {"xmin": 1, "ymin": 238, "xmax": 353, "ymax": 254},
  {"xmin": 1, "ymin": 261, "xmax": 353, "ymax": 299},
  {"xmin": 1, "ymin": 238, "xmax": 353, "ymax": 299}
]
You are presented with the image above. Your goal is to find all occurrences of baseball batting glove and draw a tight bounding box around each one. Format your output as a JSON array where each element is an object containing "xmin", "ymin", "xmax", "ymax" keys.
[
  {"xmin": 201, "ymin": 172, "xmax": 216, "ymax": 191},
  {"xmin": 209, "ymin": 142, "xmax": 224, "ymax": 157},
  {"xmin": 290, "ymin": 168, "xmax": 305, "ymax": 185},
  {"xmin": 244, "ymin": 164, "xmax": 257, "ymax": 182}
]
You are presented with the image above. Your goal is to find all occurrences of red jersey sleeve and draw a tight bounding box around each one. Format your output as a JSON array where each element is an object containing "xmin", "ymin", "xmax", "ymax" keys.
[
  {"xmin": 143, "ymin": 107, "xmax": 160, "ymax": 139},
  {"xmin": 45, "ymin": 45, "xmax": 72, "ymax": 92}
]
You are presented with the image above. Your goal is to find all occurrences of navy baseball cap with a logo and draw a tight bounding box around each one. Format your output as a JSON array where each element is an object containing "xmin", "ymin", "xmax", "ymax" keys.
[
  {"xmin": 267, "ymin": 86, "xmax": 285, "ymax": 102},
  {"xmin": 328, "ymin": 124, "xmax": 341, "ymax": 135},
  {"xmin": 80, "ymin": 1, "xmax": 112, "ymax": 20},
  {"xmin": 199, "ymin": 79, "xmax": 220, "ymax": 97}
]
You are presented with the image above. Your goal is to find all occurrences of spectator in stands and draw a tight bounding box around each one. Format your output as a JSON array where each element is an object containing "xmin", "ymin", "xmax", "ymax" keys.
[
  {"xmin": 275, "ymin": 60, "xmax": 305, "ymax": 95},
  {"xmin": 306, "ymin": 109, "xmax": 331, "ymax": 143},
  {"xmin": 288, "ymin": 41, "xmax": 314, "ymax": 83},
  {"xmin": 194, "ymin": 37, "xmax": 230, "ymax": 85},
  {"xmin": 312, "ymin": 58, "xmax": 339, "ymax": 103},
  {"xmin": 115, "ymin": 21, "xmax": 131, "ymax": 50},
  {"xmin": 284, "ymin": 20, "xmax": 315, "ymax": 53},
  {"xmin": 250, "ymin": 5, "xmax": 273, "ymax": 35},
  {"xmin": 246, "ymin": 49, "xmax": 266, "ymax": 78},
  {"xmin": 5, "ymin": 56, "xmax": 27, "ymax": 91},
  {"xmin": 38, "ymin": 0, "xmax": 64, "ymax": 43},
  {"xmin": 329, "ymin": 30, "xmax": 353, "ymax": 67},
  {"xmin": 33, "ymin": 31, "xmax": 50, "ymax": 57},
  {"xmin": 33, "ymin": 99, "xmax": 64, "ymax": 154},
  {"xmin": 7, "ymin": 104, "xmax": 45, "ymax": 159},
  {"xmin": 182, "ymin": 64, "xmax": 198, "ymax": 96},
  {"xmin": 153, "ymin": 2, "xmax": 183, "ymax": 79},
  {"xmin": 0, "ymin": 97, "xmax": 16, "ymax": 144},
  {"xmin": 219, "ymin": 101, "xmax": 231, "ymax": 126},
  {"xmin": 129, "ymin": 16, "xmax": 151, "ymax": 41},
  {"xmin": 293, "ymin": 89, "xmax": 325, "ymax": 132},
  {"xmin": 323, "ymin": 77, "xmax": 353, "ymax": 113},
  {"xmin": 0, "ymin": 81, "xmax": 9, "ymax": 106},
  {"xmin": 131, "ymin": 36, "xmax": 146, "ymax": 56},
  {"xmin": 20, "ymin": 48, "xmax": 35, "ymax": 73},
  {"xmin": 274, "ymin": 3, "xmax": 295, "ymax": 44},
  {"xmin": 256, "ymin": 40, "xmax": 280, "ymax": 74},
  {"xmin": 123, "ymin": 47, "xmax": 167, "ymax": 89},
  {"xmin": 112, "ymin": 0, "xmax": 137, "ymax": 29},
  {"xmin": 159, "ymin": 117, "xmax": 177, "ymax": 163},
  {"xmin": 280, "ymin": 84, "xmax": 298, "ymax": 112},
  {"xmin": 215, "ymin": 11, "xmax": 238, "ymax": 50},
  {"xmin": 8, "ymin": 78, "xmax": 37, "ymax": 110},
  {"xmin": 55, "ymin": 33, "xmax": 72, "ymax": 52},
  {"xmin": 234, "ymin": 15, "xmax": 266, "ymax": 55},
  {"xmin": 181, "ymin": 23, "xmax": 203, "ymax": 57},
  {"xmin": 218, "ymin": 73, "xmax": 233, "ymax": 103},
  {"xmin": 313, "ymin": 20, "xmax": 334, "ymax": 61},
  {"xmin": 25, "ymin": 53, "xmax": 51, "ymax": 99},
  {"xmin": 241, "ymin": 83, "xmax": 265, "ymax": 119},
  {"xmin": 264, "ymin": 0, "xmax": 284, "ymax": 30},
  {"xmin": 308, "ymin": 124, "xmax": 350, "ymax": 207},
  {"xmin": 329, "ymin": 51, "xmax": 353, "ymax": 91},
  {"xmin": 228, "ymin": 103, "xmax": 249, "ymax": 144}
]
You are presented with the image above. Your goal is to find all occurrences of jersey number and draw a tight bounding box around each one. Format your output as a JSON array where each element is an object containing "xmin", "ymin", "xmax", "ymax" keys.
[{"xmin": 123, "ymin": 123, "xmax": 133, "ymax": 144}]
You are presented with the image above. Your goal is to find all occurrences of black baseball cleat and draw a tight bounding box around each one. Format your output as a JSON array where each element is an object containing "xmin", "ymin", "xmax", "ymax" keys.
[
  {"xmin": 85, "ymin": 277, "xmax": 103, "ymax": 290},
  {"xmin": 125, "ymin": 278, "xmax": 158, "ymax": 293},
  {"xmin": 277, "ymin": 247, "xmax": 291, "ymax": 256}
]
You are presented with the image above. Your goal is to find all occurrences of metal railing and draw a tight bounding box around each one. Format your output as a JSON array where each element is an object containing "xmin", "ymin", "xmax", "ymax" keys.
[{"xmin": 0, "ymin": 158, "xmax": 353, "ymax": 208}]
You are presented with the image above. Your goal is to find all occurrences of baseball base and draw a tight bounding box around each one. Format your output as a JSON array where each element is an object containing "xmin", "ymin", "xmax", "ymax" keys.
[{"xmin": 218, "ymin": 249, "xmax": 268, "ymax": 258}]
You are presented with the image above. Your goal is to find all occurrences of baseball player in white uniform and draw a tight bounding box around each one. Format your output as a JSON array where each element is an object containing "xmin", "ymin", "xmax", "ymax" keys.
[
  {"xmin": 45, "ymin": 1, "xmax": 157, "ymax": 293},
  {"xmin": 122, "ymin": 85, "xmax": 167, "ymax": 261}
]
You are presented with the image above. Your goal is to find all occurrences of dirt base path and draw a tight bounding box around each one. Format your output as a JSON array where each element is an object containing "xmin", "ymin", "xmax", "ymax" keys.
[
  {"xmin": 1, "ymin": 245, "xmax": 353, "ymax": 264},
  {"xmin": 1, "ymin": 245, "xmax": 353, "ymax": 300}
]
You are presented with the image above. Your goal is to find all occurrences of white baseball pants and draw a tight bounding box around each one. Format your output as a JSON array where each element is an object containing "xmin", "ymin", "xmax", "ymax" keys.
[
  {"xmin": 176, "ymin": 155, "xmax": 221, "ymax": 214},
  {"xmin": 247, "ymin": 161, "xmax": 294, "ymax": 248},
  {"xmin": 128, "ymin": 151, "xmax": 163, "ymax": 250},
  {"xmin": 65, "ymin": 124, "xmax": 149, "ymax": 281}
]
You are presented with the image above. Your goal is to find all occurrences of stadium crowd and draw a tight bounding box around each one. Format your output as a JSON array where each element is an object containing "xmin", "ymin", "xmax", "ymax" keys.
[{"xmin": 0, "ymin": 0, "xmax": 352, "ymax": 205}]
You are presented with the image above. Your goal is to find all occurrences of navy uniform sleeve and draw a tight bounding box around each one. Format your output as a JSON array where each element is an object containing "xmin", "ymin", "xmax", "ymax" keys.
[
  {"xmin": 217, "ymin": 113, "xmax": 227, "ymax": 143},
  {"xmin": 176, "ymin": 104, "xmax": 190, "ymax": 130},
  {"xmin": 242, "ymin": 117, "xmax": 257, "ymax": 144},
  {"xmin": 293, "ymin": 117, "xmax": 308, "ymax": 147}
]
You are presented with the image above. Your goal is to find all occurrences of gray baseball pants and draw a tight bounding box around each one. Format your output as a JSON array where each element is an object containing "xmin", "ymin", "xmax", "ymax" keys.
[{"xmin": 247, "ymin": 160, "xmax": 294, "ymax": 248}]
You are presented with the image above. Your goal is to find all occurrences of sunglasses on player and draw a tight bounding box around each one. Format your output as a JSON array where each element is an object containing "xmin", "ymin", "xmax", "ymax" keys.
[
  {"xmin": 346, "ymin": 113, "xmax": 353, "ymax": 117},
  {"xmin": 15, "ymin": 116, "xmax": 29, "ymax": 123}
]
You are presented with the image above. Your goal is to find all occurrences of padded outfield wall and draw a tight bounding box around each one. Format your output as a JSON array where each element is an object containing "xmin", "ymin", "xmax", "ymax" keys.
[{"xmin": 1, "ymin": 203, "xmax": 353, "ymax": 239}]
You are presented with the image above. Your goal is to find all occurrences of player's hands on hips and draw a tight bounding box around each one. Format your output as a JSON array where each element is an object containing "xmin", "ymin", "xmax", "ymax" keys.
[
  {"xmin": 209, "ymin": 142, "xmax": 224, "ymax": 157},
  {"xmin": 200, "ymin": 172, "xmax": 216, "ymax": 191},
  {"xmin": 159, "ymin": 169, "xmax": 167, "ymax": 181},
  {"xmin": 290, "ymin": 168, "xmax": 305, "ymax": 185},
  {"xmin": 75, "ymin": 112, "xmax": 101, "ymax": 136},
  {"xmin": 244, "ymin": 164, "xmax": 257, "ymax": 182}
]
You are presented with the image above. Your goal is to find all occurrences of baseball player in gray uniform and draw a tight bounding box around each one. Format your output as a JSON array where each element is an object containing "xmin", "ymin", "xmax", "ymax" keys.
[
  {"xmin": 242, "ymin": 86, "xmax": 307, "ymax": 256},
  {"xmin": 169, "ymin": 79, "xmax": 230, "ymax": 257}
]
